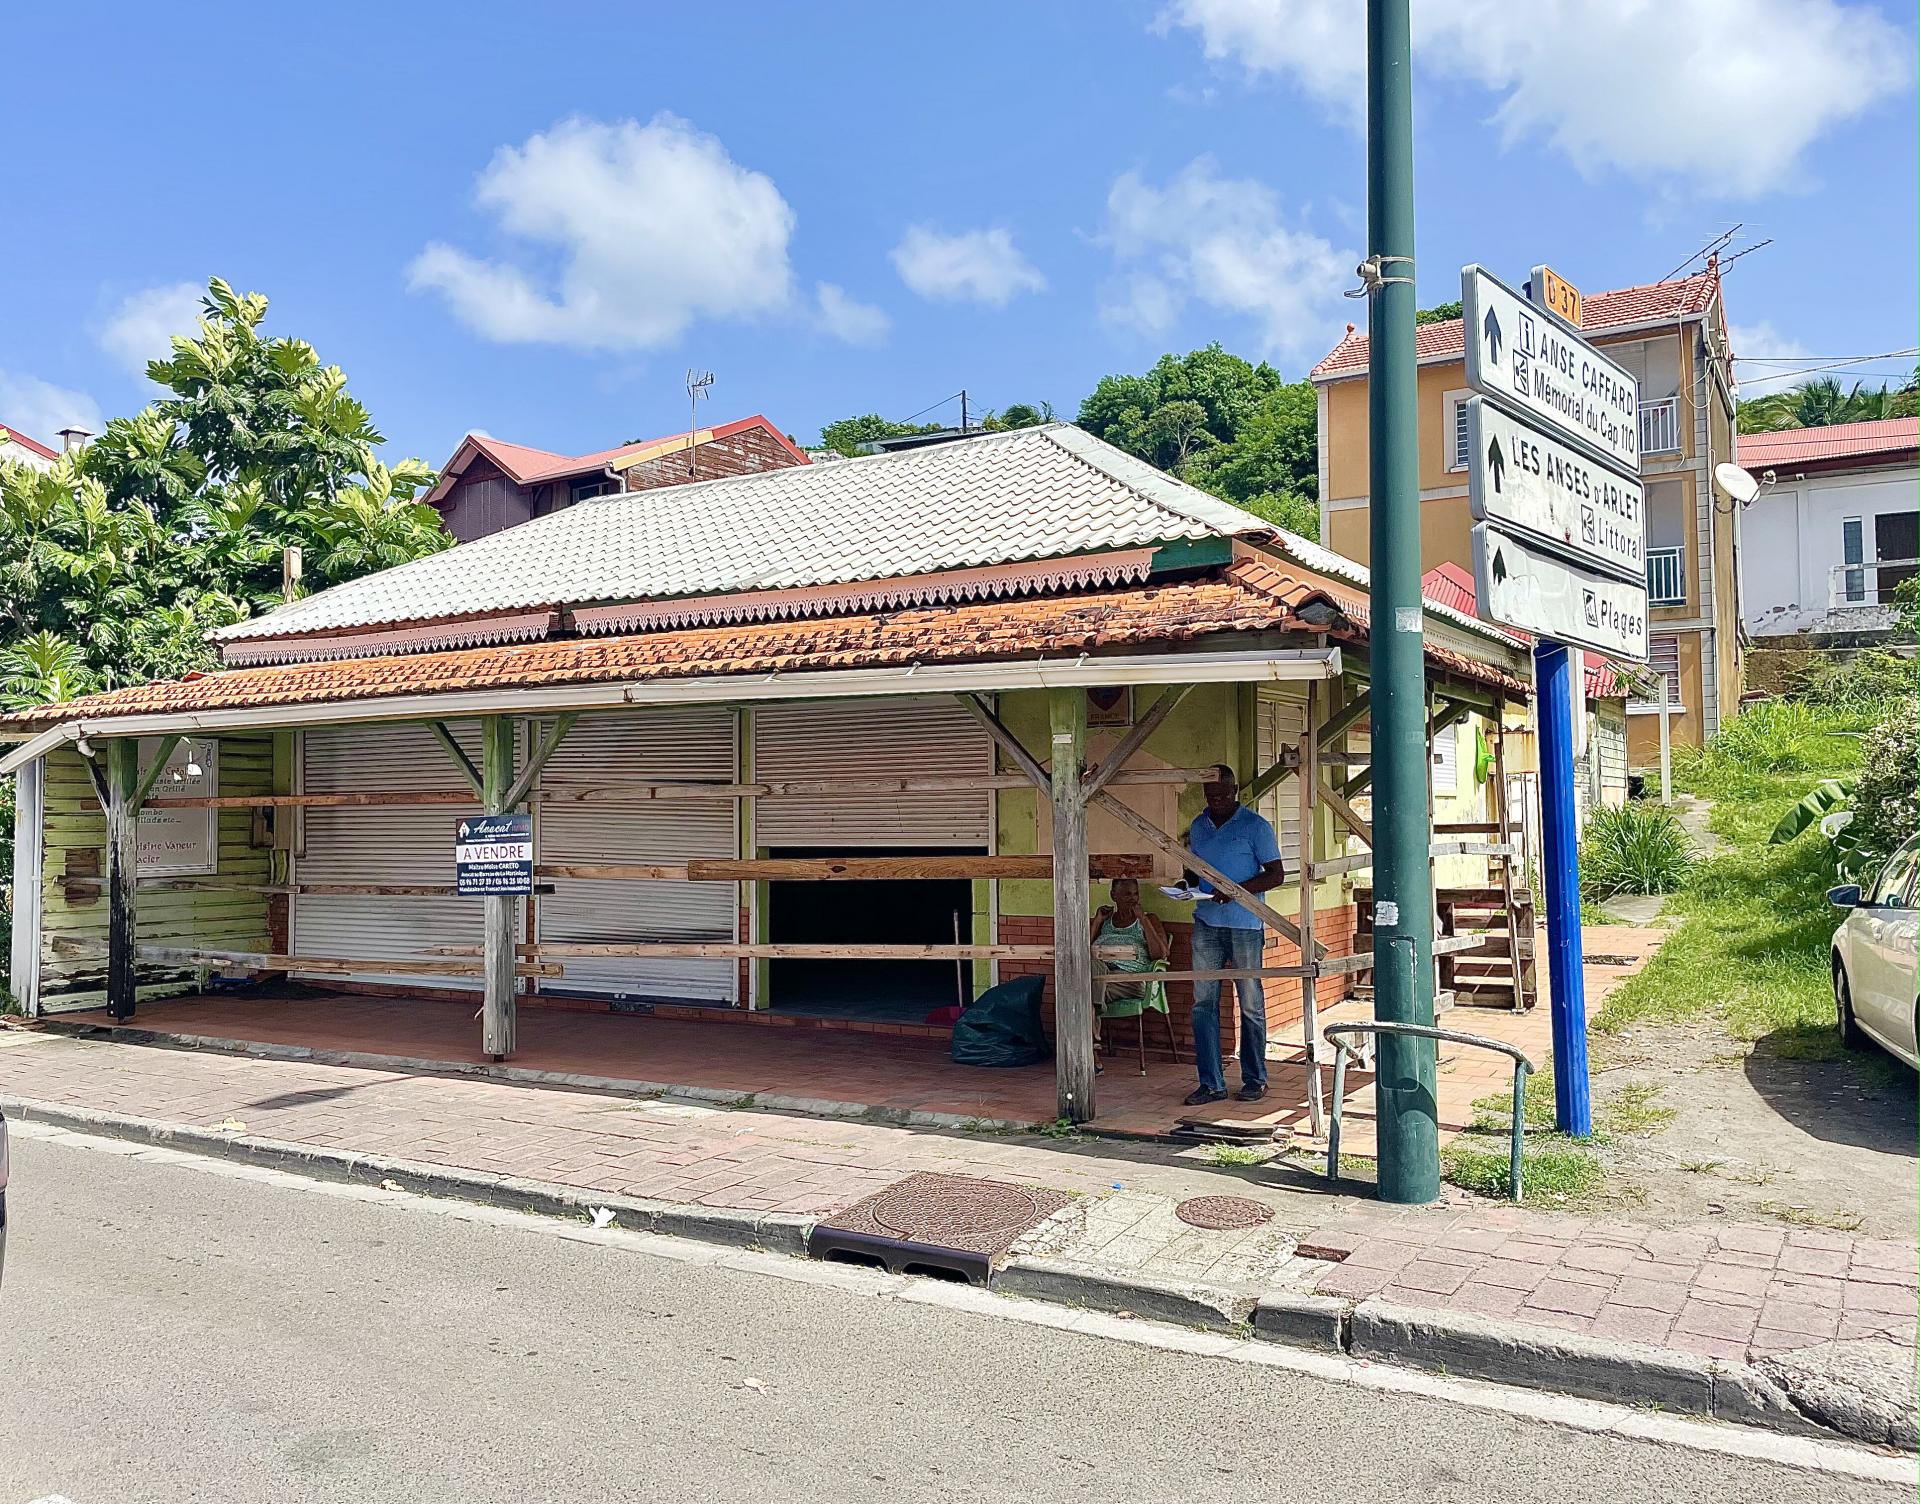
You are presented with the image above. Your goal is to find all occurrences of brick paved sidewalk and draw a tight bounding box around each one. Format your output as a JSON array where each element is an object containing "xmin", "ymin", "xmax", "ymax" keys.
[{"xmin": 2, "ymin": 1026, "xmax": 1911, "ymax": 1379}]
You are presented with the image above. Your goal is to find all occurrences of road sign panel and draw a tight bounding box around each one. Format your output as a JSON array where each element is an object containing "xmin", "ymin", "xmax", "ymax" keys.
[
  {"xmin": 1530, "ymin": 264, "xmax": 1581, "ymax": 327},
  {"xmin": 455, "ymin": 812, "xmax": 533, "ymax": 896},
  {"xmin": 1466, "ymin": 396, "xmax": 1645, "ymax": 584},
  {"xmin": 1472, "ymin": 522, "xmax": 1649, "ymax": 662},
  {"xmin": 1462, "ymin": 264, "xmax": 1639, "ymax": 475}
]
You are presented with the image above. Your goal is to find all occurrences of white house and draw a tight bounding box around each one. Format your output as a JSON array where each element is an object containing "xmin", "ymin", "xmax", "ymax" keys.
[
  {"xmin": 1739, "ymin": 417, "xmax": 1919, "ymax": 640},
  {"xmin": 0, "ymin": 421, "xmax": 61, "ymax": 473}
]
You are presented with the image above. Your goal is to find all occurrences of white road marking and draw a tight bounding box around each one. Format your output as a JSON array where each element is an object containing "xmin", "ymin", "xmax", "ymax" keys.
[{"xmin": 17, "ymin": 1118, "xmax": 1915, "ymax": 1488}]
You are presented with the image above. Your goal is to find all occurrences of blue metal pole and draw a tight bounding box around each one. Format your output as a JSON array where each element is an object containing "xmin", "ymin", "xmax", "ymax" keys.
[{"xmin": 1533, "ymin": 640, "xmax": 1591, "ymax": 1136}]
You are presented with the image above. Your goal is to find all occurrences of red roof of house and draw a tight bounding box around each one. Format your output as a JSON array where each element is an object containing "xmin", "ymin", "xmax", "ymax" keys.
[
  {"xmin": 0, "ymin": 422, "xmax": 59, "ymax": 463},
  {"xmin": 0, "ymin": 556, "xmax": 1524, "ymax": 733},
  {"xmin": 1736, "ymin": 417, "xmax": 1919, "ymax": 472},
  {"xmin": 1420, "ymin": 562, "xmax": 1628, "ymax": 699},
  {"xmin": 427, "ymin": 415, "xmax": 808, "ymax": 506},
  {"xmin": 1312, "ymin": 271, "xmax": 1720, "ymax": 381}
]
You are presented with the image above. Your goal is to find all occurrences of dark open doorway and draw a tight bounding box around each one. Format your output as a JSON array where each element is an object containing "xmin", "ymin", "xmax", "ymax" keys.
[{"xmin": 768, "ymin": 846, "xmax": 978, "ymax": 1024}]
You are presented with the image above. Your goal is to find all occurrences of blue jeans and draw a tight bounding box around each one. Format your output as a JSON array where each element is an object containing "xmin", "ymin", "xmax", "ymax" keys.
[{"xmin": 1190, "ymin": 923, "xmax": 1267, "ymax": 1094}]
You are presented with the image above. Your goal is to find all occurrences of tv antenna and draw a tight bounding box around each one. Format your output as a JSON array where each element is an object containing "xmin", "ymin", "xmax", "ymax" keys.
[{"xmin": 685, "ymin": 368, "xmax": 714, "ymax": 476}]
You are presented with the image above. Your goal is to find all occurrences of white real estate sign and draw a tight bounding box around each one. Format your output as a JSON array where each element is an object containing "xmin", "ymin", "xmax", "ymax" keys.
[
  {"xmin": 137, "ymin": 736, "xmax": 218, "ymax": 876},
  {"xmin": 1466, "ymin": 396, "xmax": 1646, "ymax": 583},
  {"xmin": 1473, "ymin": 522, "xmax": 1650, "ymax": 661},
  {"xmin": 1462, "ymin": 264, "xmax": 1641, "ymax": 474}
]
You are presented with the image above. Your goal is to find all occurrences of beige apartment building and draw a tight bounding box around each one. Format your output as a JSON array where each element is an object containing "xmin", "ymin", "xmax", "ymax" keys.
[{"xmin": 1310, "ymin": 267, "xmax": 1745, "ymax": 769}]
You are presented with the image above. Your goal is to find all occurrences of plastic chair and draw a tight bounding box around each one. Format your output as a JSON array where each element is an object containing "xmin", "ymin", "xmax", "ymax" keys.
[{"xmin": 1096, "ymin": 961, "xmax": 1180, "ymax": 1075}]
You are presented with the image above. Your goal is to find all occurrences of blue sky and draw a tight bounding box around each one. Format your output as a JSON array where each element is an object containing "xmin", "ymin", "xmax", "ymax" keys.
[{"xmin": 4, "ymin": 1, "xmax": 1915, "ymax": 471}]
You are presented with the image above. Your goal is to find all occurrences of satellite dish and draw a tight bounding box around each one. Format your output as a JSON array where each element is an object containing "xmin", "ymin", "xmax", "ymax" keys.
[{"xmin": 1715, "ymin": 462, "xmax": 1761, "ymax": 504}]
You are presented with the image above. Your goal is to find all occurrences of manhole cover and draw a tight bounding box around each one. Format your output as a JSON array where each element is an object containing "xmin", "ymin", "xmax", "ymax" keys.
[
  {"xmin": 1175, "ymin": 1195, "xmax": 1275, "ymax": 1231},
  {"xmin": 824, "ymin": 1172, "xmax": 1072, "ymax": 1258}
]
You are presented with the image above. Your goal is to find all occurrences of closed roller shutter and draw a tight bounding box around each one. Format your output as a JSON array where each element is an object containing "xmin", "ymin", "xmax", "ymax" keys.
[
  {"xmin": 1253, "ymin": 689, "xmax": 1305, "ymax": 863},
  {"xmin": 536, "ymin": 708, "xmax": 738, "ymax": 1002},
  {"xmin": 294, "ymin": 722, "xmax": 491, "ymax": 988},
  {"xmin": 752, "ymin": 697, "xmax": 990, "ymax": 848}
]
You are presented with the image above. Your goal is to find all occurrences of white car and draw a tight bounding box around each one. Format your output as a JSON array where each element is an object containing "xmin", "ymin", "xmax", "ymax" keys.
[{"xmin": 1832, "ymin": 833, "xmax": 1920, "ymax": 1069}]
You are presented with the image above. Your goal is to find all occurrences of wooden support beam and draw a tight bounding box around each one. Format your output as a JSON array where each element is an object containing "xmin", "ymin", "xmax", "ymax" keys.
[
  {"xmin": 504, "ymin": 711, "xmax": 577, "ymax": 810},
  {"xmin": 1106, "ymin": 967, "xmax": 1313, "ymax": 984},
  {"xmin": 474, "ymin": 941, "xmax": 1118, "ymax": 962},
  {"xmin": 133, "ymin": 945, "xmax": 559, "ymax": 978},
  {"xmin": 480, "ymin": 715, "xmax": 517, "ymax": 1059},
  {"xmin": 682, "ymin": 855, "xmax": 1153, "ymax": 882},
  {"xmin": 1081, "ymin": 686, "xmax": 1192, "ymax": 798},
  {"xmin": 429, "ymin": 721, "xmax": 485, "ymax": 799},
  {"xmin": 104, "ymin": 739, "xmax": 139, "ymax": 1021},
  {"xmin": 82, "ymin": 750, "xmax": 109, "ymax": 810},
  {"xmin": 145, "ymin": 791, "xmax": 474, "ymax": 809},
  {"xmin": 1320, "ymin": 782, "xmax": 1374, "ymax": 847},
  {"xmin": 1049, "ymin": 685, "xmax": 1096, "ymax": 1124},
  {"xmin": 957, "ymin": 693, "xmax": 1050, "ymax": 790},
  {"xmin": 1338, "ymin": 693, "xmax": 1469, "ymax": 799},
  {"xmin": 1308, "ymin": 852, "xmax": 1376, "ymax": 879},
  {"xmin": 1319, "ymin": 690, "xmax": 1372, "ymax": 746},
  {"xmin": 130, "ymin": 733, "xmax": 182, "ymax": 809},
  {"xmin": 535, "ymin": 862, "xmax": 690, "ymax": 882},
  {"xmin": 1298, "ymin": 681, "xmax": 1324, "ymax": 1133},
  {"xmin": 1089, "ymin": 787, "xmax": 1322, "ymax": 956}
]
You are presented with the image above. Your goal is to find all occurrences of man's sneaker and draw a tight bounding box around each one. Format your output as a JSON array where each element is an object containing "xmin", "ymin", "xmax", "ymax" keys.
[
  {"xmin": 1184, "ymin": 1086, "xmax": 1228, "ymax": 1107},
  {"xmin": 1237, "ymin": 1084, "xmax": 1268, "ymax": 1103}
]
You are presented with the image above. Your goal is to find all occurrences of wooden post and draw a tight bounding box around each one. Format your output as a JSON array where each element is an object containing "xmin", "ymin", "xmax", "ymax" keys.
[
  {"xmin": 1298, "ymin": 683, "xmax": 1325, "ymax": 1136},
  {"xmin": 104, "ymin": 739, "xmax": 141, "ymax": 1020},
  {"xmin": 1048, "ymin": 686, "xmax": 1095, "ymax": 1124},
  {"xmin": 481, "ymin": 715, "xmax": 517, "ymax": 1059}
]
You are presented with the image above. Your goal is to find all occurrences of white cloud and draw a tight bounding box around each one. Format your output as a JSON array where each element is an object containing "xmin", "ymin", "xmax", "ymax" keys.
[
  {"xmin": 409, "ymin": 114, "xmax": 798, "ymax": 351},
  {"xmin": 0, "ymin": 371, "xmax": 104, "ymax": 449},
  {"xmin": 813, "ymin": 282, "xmax": 890, "ymax": 345},
  {"xmin": 1729, "ymin": 321, "xmax": 1817, "ymax": 399},
  {"xmin": 1098, "ymin": 158, "xmax": 1354, "ymax": 364},
  {"xmin": 98, "ymin": 282, "xmax": 204, "ymax": 377},
  {"xmin": 1160, "ymin": 0, "xmax": 1912, "ymax": 196},
  {"xmin": 890, "ymin": 226, "xmax": 1046, "ymax": 307}
]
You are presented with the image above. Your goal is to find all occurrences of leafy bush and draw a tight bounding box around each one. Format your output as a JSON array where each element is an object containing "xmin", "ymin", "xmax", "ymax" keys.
[
  {"xmin": 1580, "ymin": 801, "xmax": 1695, "ymax": 897},
  {"xmin": 1849, "ymin": 692, "xmax": 1918, "ymax": 866},
  {"xmin": 1788, "ymin": 649, "xmax": 1913, "ymax": 720}
]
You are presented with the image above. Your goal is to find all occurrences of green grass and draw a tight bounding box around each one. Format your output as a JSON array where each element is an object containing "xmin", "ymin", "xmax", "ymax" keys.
[
  {"xmin": 1442, "ymin": 1137, "xmax": 1604, "ymax": 1201},
  {"xmin": 1580, "ymin": 801, "xmax": 1696, "ymax": 898},
  {"xmin": 1203, "ymin": 1143, "xmax": 1263, "ymax": 1167},
  {"xmin": 1593, "ymin": 715, "xmax": 1871, "ymax": 1054}
]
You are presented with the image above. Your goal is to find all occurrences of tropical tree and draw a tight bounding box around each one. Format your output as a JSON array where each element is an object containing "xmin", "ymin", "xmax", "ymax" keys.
[
  {"xmin": 1738, "ymin": 373, "xmax": 1920, "ymax": 433},
  {"xmin": 0, "ymin": 277, "xmax": 446, "ymax": 702}
]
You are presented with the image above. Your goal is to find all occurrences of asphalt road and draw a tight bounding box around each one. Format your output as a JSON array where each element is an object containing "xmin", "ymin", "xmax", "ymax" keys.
[{"xmin": 0, "ymin": 1132, "xmax": 1902, "ymax": 1504}]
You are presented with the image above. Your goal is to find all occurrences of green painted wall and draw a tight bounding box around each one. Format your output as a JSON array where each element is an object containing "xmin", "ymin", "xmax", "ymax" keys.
[{"xmin": 39, "ymin": 735, "xmax": 274, "ymax": 1007}]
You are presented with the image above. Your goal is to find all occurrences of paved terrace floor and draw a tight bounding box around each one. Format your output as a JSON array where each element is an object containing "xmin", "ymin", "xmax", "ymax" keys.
[{"xmin": 47, "ymin": 926, "xmax": 1661, "ymax": 1147}]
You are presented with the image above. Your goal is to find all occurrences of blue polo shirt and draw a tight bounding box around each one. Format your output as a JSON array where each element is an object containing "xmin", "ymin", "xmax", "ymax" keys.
[{"xmin": 1188, "ymin": 804, "xmax": 1282, "ymax": 930}]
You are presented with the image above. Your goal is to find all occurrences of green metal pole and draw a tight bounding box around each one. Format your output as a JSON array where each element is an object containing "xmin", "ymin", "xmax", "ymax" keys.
[{"xmin": 1366, "ymin": 0, "xmax": 1440, "ymax": 1204}]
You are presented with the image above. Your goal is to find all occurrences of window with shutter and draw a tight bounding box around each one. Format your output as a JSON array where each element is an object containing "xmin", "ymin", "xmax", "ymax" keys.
[
  {"xmin": 1253, "ymin": 690, "xmax": 1305, "ymax": 863},
  {"xmin": 1430, "ymin": 719, "xmax": 1459, "ymax": 795},
  {"xmin": 1446, "ymin": 392, "xmax": 1470, "ymax": 472}
]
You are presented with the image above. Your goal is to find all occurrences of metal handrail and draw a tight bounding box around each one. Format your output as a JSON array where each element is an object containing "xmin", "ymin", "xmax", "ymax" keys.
[{"xmin": 1322, "ymin": 1021, "xmax": 1538, "ymax": 1203}]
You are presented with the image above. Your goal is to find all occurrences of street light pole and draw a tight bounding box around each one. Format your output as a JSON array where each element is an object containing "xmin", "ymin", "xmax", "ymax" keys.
[{"xmin": 1366, "ymin": 0, "xmax": 1440, "ymax": 1204}]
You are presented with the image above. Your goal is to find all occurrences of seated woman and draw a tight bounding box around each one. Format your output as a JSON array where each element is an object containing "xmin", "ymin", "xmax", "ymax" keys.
[{"xmin": 1089, "ymin": 877, "xmax": 1171, "ymax": 1023}]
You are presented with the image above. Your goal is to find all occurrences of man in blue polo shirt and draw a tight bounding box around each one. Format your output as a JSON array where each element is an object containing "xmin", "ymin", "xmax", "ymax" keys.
[{"xmin": 1183, "ymin": 763, "xmax": 1286, "ymax": 1106}]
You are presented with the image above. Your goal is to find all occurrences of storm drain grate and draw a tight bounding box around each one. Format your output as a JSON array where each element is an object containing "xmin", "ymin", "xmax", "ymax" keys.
[
  {"xmin": 808, "ymin": 1172, "xmax": 1072, "ymax": 1285},
  {"xmin": 1174, "ymin": 1195, "xmax": 1276, "ymax": 1231}
]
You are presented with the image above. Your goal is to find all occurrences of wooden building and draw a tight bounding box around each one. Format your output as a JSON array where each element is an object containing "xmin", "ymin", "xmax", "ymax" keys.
[{"xmin": 3, "ymin": 424, "xmax": 1534, "ymax": 1125}]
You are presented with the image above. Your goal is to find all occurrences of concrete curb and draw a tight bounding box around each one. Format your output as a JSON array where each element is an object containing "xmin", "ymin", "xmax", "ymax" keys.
[
  {"xmin": 7, "ymin": 1085, "xmax": 1909, "ymax": 1453},
  {"xmin": 0, "ymin": 1095, "xmax": 811, "ymax": 1257},
  {"xmin": 993, "ymin": 1256, "xmax": 1260, "ymax": 1332}
]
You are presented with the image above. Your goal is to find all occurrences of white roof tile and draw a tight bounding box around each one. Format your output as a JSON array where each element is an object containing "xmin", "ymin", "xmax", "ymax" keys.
[{"xmin": 218, "ymin": 424, "xmax": 1270, "ymax": 642}]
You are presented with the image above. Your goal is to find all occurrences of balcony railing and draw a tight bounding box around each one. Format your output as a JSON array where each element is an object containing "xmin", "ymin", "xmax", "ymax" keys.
[
  {"xmin": 1646, "ymin": 546, "xmax": 1685, "ymax": 607},
  {"xmin": 1639, "ymin": 397, "xmax": 1681, "ymax": 456},
  {"xmin": 1830, "ymin": 557, "xmax": 1920, "ymax": 609}
]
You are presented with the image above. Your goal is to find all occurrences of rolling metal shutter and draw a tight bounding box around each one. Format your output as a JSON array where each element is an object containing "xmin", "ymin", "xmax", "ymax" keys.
[
  {"xmin": 751, "ymin": 697, "xmax": 991, "ymax": 848},
  {"xmin": 1253, "ymin": 689, "xmax": 1305, "ymax": 863},
  {"xmin": 536, "ymin": 708, "xmax": 739, "ymax": 1002},
  {"xmin": 294, "ymin": 722, "xmax": 490, "ymax": 988}
]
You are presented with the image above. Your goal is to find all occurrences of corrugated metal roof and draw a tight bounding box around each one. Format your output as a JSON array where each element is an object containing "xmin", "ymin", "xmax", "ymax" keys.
[
  {"xmin": 218, "ymin": 424, "xmax": 1272, "ymax": 644},
  {"xmin": 1312, "ymin": 271, "xmax": 1720, "ymax": 380},
  {"xmin": 1736, "ymin": 417, "xmax": 1919, "ymax": 469}
]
